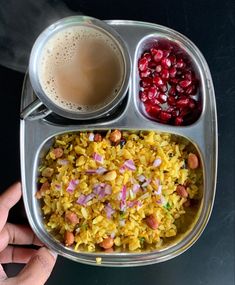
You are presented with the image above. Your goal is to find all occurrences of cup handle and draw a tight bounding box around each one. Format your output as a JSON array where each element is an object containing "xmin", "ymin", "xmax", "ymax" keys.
[{"xmin": 20, "ymin": 99, "xmax": 52, "ymax": 120}]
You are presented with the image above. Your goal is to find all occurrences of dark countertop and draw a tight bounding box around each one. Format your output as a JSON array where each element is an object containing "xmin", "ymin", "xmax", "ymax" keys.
[{"xmin": 0, "ymin": 0, "xmax": 234, "ymax": 284}]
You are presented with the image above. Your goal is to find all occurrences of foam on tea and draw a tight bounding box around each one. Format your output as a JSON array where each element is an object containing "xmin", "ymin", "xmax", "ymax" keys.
[{"xmin": 38, "ymin": 26, "xmax": 124, "ymax": 111}]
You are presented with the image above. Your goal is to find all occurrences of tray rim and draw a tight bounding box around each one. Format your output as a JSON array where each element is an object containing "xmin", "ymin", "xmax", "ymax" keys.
[{"xmin": 20, "ymin": 19, "xmax": 218, "ymax": 267}]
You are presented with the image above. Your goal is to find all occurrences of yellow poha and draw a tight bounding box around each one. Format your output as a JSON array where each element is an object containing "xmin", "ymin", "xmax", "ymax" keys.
[{"xmin": 36, "ymin": 130, "xmax": 203, "ymax": 252}]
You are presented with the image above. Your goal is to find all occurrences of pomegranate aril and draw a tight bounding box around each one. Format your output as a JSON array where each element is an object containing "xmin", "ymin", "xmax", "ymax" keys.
[
  {"xmin": 143, "ymin": 52, "xmax": 152, "ymax": 61},
  {"xmin": 140, "ymin": 77, "xmax": 152, "ymax": 87},
  {"xmin": 175, "ymin": 58, "xmax": 185, "ymax": 69},
  {"xmin": 189, "ymin": 99, "xmax": 197, "ymax": 109},
  {"xmin": 140, "ymin": 70, "xmax": 151, "ymax": 78},
  {"xmin": 138, "ymin": 57, "xmax": 148, "ymax": 71},
  {"xmin": 169, "ymin": 67, "xmax": 177, "ymax": 78},
  {"xmin": 159, "ymin": 84, "xmax": 168, "ymax": 93},
  {"xmin": 157, "ymin": 93, "xmax": 167, "ymax": 103},
  {"xmin": 150, "ymin": 48, "xmax": 158, "ymax": 55},
  {"xmin": 153, "ymin": 49, "xmax": 164, "ymax": 62},
  {"xmin": 168, "ymin": 55, "xmax": 176, "ymax": 65},
  {"xmin": 153, "ymin": 76, "xmax": 164, "ymax": 86},
  {"xmin": 139, "ymin": 91, "xmax": 148, "ymax": 102},
  {"xmin": 148, "ymin": 61, "xmax": 156, "ymax": 69},
  {"xmin": 147, "ymin": 87, "xmax": 158, "ymax": 99},
  {"xmin": 163, "ymin": 50, "xmax": 171, "ymax": 58},
  {"xmin": 159, "ymin": 111, "xmax": 172, "ymax": 121},
  {"xmin": 175, "ymin": 116, "xmax": 183, "ymax": 125},
  {"xmin": 176, "ymin": 84, "xmax": 184, "ymax": 93},
  {"xmin": 151, "ymin": 98, "xmax": 161, "ymax": 105},
  {"xmin": 161, "ymin": 57, "xmax": 171, "ymax": 69},
  {"xmin": 180, "ymin": 108, "xmax": 190, "ymax": 117},
  {"xmin": 148, "ymin": 105, "xmax": 162, "ymax": 117},
  {"xmin": 167, "ymin": 106, "xmax": 175, "ymax": 113},
  {"xmin": 179, "ymin": 80, "xmax": 192, "ymax": 88},
  {"xmin": 172, "ymin": 109, "xmax": 180, "ymax": 117},
  {"xmin": 168, "ymin": 96, "xmax": 176, "ymax": 106},
  {"xmin": 176, "ymin": 98, "xmax": 190, "ymax": 108},
  {"xmin": 161, "ymin": 69, "xmax": 169, "ymax": 79},
  {"xmin": 184, "ymin": 71, "xmax": 193, "ymax": 81},
  {"xmin": 155, "ymin": 65, "xmax": 162, "ymax": 73},
  {"xmin": 169, "ymin": 78, "xmax": 179, "ymax": 85},
  {"xmin": 168, "ymin": 86, "xmax": 176, "ymax": 96},
  {"xmin": 186, "ymin": 84, "xmax": 197, "ymax": 95}
]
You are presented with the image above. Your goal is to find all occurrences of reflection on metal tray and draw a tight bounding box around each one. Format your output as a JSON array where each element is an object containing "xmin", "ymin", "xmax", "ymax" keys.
[{"xmin": 20, "ymin": 20, "xmax": 217, "ymax": 267}]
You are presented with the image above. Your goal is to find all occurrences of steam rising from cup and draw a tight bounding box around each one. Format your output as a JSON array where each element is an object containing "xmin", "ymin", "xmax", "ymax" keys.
[{"xmin": 0, "ymin": 0, "xmax": 76, "ymax": 72}]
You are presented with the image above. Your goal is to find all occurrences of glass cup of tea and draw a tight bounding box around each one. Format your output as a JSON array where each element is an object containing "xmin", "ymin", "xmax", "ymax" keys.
[{"xmin": 22, "ymin": 16, "xmax": 131, "ymax": 120}]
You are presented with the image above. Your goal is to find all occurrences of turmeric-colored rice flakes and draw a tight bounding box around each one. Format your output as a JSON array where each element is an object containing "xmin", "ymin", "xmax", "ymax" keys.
[{"xmin": 36, "ymin": 130, "xmax": 202, "ymax": 252}]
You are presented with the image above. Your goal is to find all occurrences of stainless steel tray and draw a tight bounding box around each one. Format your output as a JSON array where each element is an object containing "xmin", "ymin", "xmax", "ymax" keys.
[{"xmin": 20, "ymin": 20, "xmax": 217, "ymax": 266}]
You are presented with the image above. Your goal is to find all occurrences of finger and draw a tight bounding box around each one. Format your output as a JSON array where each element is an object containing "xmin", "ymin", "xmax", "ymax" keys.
[
  {"xmin": 0, "ymin": 264, "xmax": 7, "ymax": 281},
  {"xmin": 0, "ymin": 246, "xmax": 37, "ymax": 264},
  {"xmin": 0, "ymin": 224, "xmax": 43, "ymax": 252},
  {"xmin": 10, "ymin": 247, "xmax": 57, "ymax": 285},
  {"xmin": 0, "ymin": 182, "xmax": 21, "ymax": 231}
]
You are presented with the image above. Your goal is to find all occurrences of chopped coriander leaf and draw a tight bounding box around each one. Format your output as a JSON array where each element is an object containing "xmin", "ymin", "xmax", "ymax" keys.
[
  {"xmin": 139, "ymin": 237, "xmax": 145, "ymax": 245},
  {"xmin": 164, "ymin": 202, "xmax": 171, "ymax": 210},
  {"xmin": 119, "ymin": 211, "xmax": 125, "ymax": 218}
]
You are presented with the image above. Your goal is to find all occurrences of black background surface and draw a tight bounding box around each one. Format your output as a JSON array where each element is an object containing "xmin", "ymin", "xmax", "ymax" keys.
[{"xmin": 0, "ymin": 0, "xmax": 234, "ymax": 284}]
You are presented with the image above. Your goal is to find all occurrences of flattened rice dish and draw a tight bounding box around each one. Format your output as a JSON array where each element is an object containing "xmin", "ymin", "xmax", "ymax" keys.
[{"xmin": 36, "ymin": 130, "xmax": 203, "ymax": 252}]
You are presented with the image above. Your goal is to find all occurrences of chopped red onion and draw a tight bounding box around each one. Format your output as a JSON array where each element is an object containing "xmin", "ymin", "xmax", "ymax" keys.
[
  {"xmin": 96, "ymin": 167, "xmax": 107, "ymax": 174},
  {"xmin": 66, "ymin": 179, "xmax": 79, "ymax": 193},
  {"xmin": 132, "ymin": 184, "xmax": 140, "ymax": 193},
  {"xmin": 93, "ymin": 152, "xmax": 103, "ymax": 163},
  {"xmin": 55, "ymin": 184, "xmax": 61, "ymax": 190},
  {"xmin": 105, "ymin": 203, "xmax": 115, "ymax": 219},
  {"xmin": 124, "ymin": 159, "xmax": 136, "ymax": 171},
  {"xmin": 76, "ymin": 193, "xmax": 95, "ymax": 205},
  {"xmin": 104, "ymin": 184, "xmax": 112, "ymax": 195},
  {"xmin": 136, "ymin": 200, "xmax": 143, "ymax": 210},
  {"xmin": 153, "ymin": 158, "xmax": 162, "ymax": 167},
  {"xmin": 86, "ymin": 167, "xmax": 107, "ymax": 175},
  {"xmin": 76, "ymin": 194, "xmax": 86, "ymax": 205},
  {"xmin": 154, "ymin": 185, "xmax": 162, "ymax": 195},
  {"xmin": 119, "ymin": 165, "xmax": 126, "ymax": 173},
  {"xmin": 121, "ymin": 185, "xmax": 127, "ymax": 201},
  {"xmin": 110, "ymin": 232, "xmax": 116, "ymax": 238},
  {"xmin": 84, "ymin": 193, "xmax": 95, "ymax": 204},
  {"xmin": 88, "ymin": 133, "xmax": 94, "ymax": 141},
  {"xmin": 93, "ymin": 183, "xmax": 111, "ymax": 199},
  {"xmin": 57, "ymin": 159, "xmax": 69, "ymax": 165},
  {"xmin": 120, "ymin": 200, "xmax": 126, "ymax": 211},
  {"xmin": 137, "ymin": 175, "xmax": 146, "ymax": 182}
]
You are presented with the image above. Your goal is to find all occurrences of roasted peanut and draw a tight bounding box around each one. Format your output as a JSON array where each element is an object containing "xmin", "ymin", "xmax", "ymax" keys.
[
  {"xmin": 35, "ymin": 181, "xmax": 50, "ymax": 199},
  {"xmin": 103, "ymin": 170, "xmax": 117, "ymax": 181},
  {"xmin": 42, "ymin": 167, "xmax": 54, "ymax": 178},
  {"xmin": 53, "ymin": 147, "xmax": 63, "ymax": 158},
  {"xmin": 187, "ymin": 153, "xmax": 199, "ymax": 169},
  {"xmin": 104, "ymin": 247, "xmax": 114, "ymax": 253},
  {"xmin": 65, "ymin": 211, "xmax": 79, "ymax": 224},
  {"xmin": 64, "ymin": 231, "xmax": 75, "ymax": 246},
  {"xmin": 94, "ymin": 133, "xmax": 102, "ymax": 142},
  {"xmin": 145, "ymin": 214, "xmax": 159, "ymax": 230},
  {"xmin": 176, "ymin": 185, "xmax": 188, "ymax": 198},
  {"xmin": 99, "ymin": 237, "xmax": 114, "ymax": 249},
  {"xmin": 109, "ymin": 130, "xmax": 121, "ymax": 143}
]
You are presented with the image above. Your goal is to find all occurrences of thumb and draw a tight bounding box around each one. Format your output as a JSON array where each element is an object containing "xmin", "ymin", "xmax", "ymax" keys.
[{"xmin": 11, "ymin": 247, "xmax": 57, "ymax": 285}]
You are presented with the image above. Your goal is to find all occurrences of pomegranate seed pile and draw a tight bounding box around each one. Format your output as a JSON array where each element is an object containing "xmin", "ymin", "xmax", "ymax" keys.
[{"xmin": 138, "ymin": 44, "xmax": 201, "ymax": 125}]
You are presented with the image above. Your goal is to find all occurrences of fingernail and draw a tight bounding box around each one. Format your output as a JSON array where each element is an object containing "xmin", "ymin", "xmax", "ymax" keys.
[{"xmin": 47, "ymin": 249, "xmax": 58, "ymax": 259}]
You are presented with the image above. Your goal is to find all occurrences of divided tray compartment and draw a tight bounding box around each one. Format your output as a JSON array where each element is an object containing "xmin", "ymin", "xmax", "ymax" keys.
[{"xmin": 20, "ymin": 20, "xmax": 217, "ymax": 266}]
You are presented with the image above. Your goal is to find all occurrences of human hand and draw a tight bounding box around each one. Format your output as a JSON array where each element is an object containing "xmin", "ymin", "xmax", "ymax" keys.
[{"xmin": 0, "ymin": 182, "xmax": 57, "ymax": 285}]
